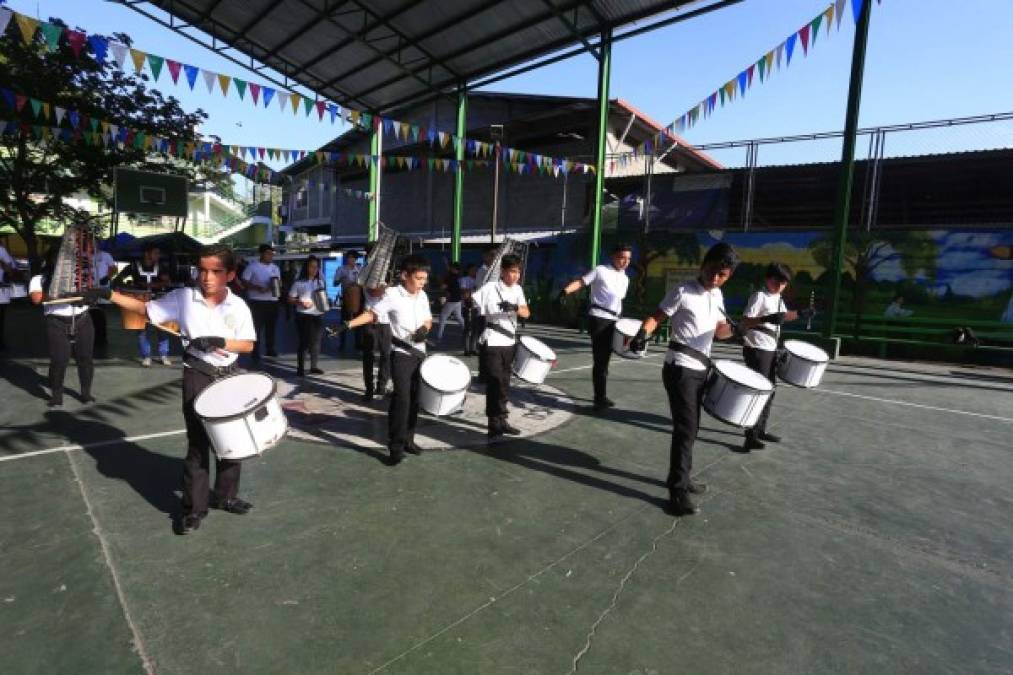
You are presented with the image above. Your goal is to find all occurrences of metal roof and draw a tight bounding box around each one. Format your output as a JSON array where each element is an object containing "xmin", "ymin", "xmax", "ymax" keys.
[{"xmin": 128, "ymin": 0, "xmax": 709, "ymax": 113}]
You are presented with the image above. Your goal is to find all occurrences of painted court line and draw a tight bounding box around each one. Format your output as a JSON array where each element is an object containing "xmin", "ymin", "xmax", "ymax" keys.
[{"xmin": 0, "ymin": 429, "xmax": 187, "ymax": 463}]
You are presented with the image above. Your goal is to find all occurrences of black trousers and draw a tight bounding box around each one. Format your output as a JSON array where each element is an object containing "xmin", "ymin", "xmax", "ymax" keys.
[
  {"xmin": 45, "ymin": 313, "xmax": 94, "ymax": 404},
  {"xmin": 662, "ymin": 362, "xmax": 708, "ymax": 492},
  {"xmin": 0, "ymin": 304, "xmax": 7, "ymax": 348},
  {"xmin": 483, "ymin": 344, "xmax": 516, "ymax": 418},
  {"xmin": 88, "ymin": 305, "xmax": 108, "ymax": 348},
  {"xmin": 294, "ymin": 313, "xmax": 323, "ymax": 371},
  {"xmin": 743, "ymin": 346, "xmax": 777, "ymax": 436},
  {"xmin": 362, "ymin": 322, "xmax": 392, "ymax": 392},
  {"xmin": 181, "ymin": 367, "xmax": 241, "ymax": 516},
  {"xmin": 388, "ymin": 351, "xmax": 423, "ymax": 453},
  {"xmin": 463, "ymin": 301, "xmax": 479, "ymax": 353},
  {"xmin": 339, "ymin": 307, "xmax": 363, "ymax": 350},
  {"xmin": 588, "ymin": 316, "xmax": 616, "ymax": 402},
  {"xmin": 250, "ymin": 300, "xmax": 278, "ymax": 359}
]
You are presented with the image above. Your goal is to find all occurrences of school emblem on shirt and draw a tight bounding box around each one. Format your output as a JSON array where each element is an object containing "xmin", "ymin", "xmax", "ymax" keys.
[{"xmin": 224, "ymin": 313, "xmax": 237, "ymax": 329}]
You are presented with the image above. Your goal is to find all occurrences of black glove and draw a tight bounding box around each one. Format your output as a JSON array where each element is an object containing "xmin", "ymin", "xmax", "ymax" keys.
[
  {"xmin": 411, "ymin": 326, "xmax": 430, "ymax": 343},
  {"xmin": 189, "ymin": 336, "xmax": 226, "ymax": 352},
  {"xmin": 759, "ymin": 312, "xmax": 786, "ymax": 326},
  {"xmin": 325, "ymin": 321, "xmax": 350, "ymax": 338},
  {"xmin": 498, "ymin": 300, "xmax": 519, "ymax": 312},
  {"xmin": 629, "ymin": 328, "xmax": 648, "ymax": 353},
  {"xmin": 81, "ymin": 287, "xmax": 112, "ymax": 304}
]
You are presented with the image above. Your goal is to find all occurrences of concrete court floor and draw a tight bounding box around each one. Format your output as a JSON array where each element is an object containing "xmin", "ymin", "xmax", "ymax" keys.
[{"xmin": 1, "ymin": 307, "xmax": 1011, "ymax": 674}]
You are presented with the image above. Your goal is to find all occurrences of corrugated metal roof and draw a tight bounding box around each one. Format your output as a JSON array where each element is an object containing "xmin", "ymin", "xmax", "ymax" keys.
[{"xmin": 139, "ymin": 0, "xmax": 705, "ymax": 112}]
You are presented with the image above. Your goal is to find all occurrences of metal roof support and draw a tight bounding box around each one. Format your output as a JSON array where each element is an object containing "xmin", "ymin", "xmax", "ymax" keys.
[
  {"xmin": 368, "ymin": 121, "xmax": 382, "ymax": 242},
  {"xmin": 590, "ymin": 27, "xmax": 612, "ymax": 269},
  {"xmin": 452, "ymin": 86, "xmax": 468, "ymax": 262},
  {"xmin": 825, "ymin": 0, "xmax": 873, "ymax": 340},
  {"xmin": 541, "ymin": 0, "xmax": 599, "ymax": 60}
]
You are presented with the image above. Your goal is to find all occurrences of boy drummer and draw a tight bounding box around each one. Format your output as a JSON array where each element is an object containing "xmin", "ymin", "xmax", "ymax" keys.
[
  {"xmin": 337, "ymin": 255, "xmax": 432, "ymax": 465},
  {"xmin": 90, "ymin": 244, "xmax": 256, "ymax": 535},
  {"xmin": 471, "ymin": 254, "xmax": 530, "ymax": 441}
]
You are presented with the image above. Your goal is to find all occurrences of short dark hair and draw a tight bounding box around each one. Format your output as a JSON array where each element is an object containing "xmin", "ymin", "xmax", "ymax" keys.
[
  {"xmin": 400, "ymin": 254, "xmax": 430, "ymax": 276},
  {"xmin": 765, "ymin": 262, "xmax": 793, "ymax": 283},
  {"xmin": 613, "ymin": 242, "xmax": 633, "ymax": 255},
  {"xmin": 199, "ymin": 244, "xmax": 237, "ymax": 271},
  {"xmin": 142, "ymin": 241, "xmax": 159, "ymax": 253},
  {"xmin": 500, "ymin": 254, "xmax": 521, "ymax": 271},
  {"xmin": 702, "ymin": 242, "xmax": 739, "ymax": 270},
  {"xmin": 344, "ymin": 249, "xmax": 359, "ymax": 260},
  {"xmin": 258, "ymin": 243, "xmax": 274, "ymax": 254}
]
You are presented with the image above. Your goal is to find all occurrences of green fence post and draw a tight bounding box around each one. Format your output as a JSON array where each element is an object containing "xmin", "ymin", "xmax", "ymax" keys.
[
  {"xmin": 452, "ymin": 86, "xmax": 468, "ymax": 262},
  {"xmin": 590, "ymin": 28, "xmax": 612, "ymax": 269}
]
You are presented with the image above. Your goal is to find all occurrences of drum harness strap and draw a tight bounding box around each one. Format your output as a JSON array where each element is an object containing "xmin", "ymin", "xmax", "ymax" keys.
[
  {"xmin": 589, "ymin": 303, "xmax": 619, "ymax": 318},
  {"xmin": 183, "ymin": 354, "xmax": 240, "ymax": 379},
  {"xmin": 390, "ymin": 336, "xmax": 426, "ymax": 360},
  {"xmin": 481, "ymin": 284, "xmax": 519, "ymax": 344},
  {"xmin": 667, "ymin": 340, "xmax": 712, "ymax": 370}
]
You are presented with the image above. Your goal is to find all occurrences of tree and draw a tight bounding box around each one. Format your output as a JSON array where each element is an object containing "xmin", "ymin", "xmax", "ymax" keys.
[
  {"xmin": 630, "ymin": 229, "xmax": 700, "ymax": 307},
  {"xmin": 0, "ymin": 20, "xmax": 224, "ymax": 272}
]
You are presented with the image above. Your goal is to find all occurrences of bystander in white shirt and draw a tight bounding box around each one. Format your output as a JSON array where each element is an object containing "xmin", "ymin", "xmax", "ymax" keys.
[
  {"xmin": 288, "ymin": 278, "xmax": 326, "ymax": 316},
  {"xmin": 242, "ymin": 260, "xmax": 281, "ymax": 301}
]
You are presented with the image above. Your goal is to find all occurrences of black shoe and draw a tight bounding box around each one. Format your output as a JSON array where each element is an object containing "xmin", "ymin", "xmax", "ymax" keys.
[
  {"xmin": 666, "ymin": 491, "xmax": 699, "ymax": 516},
  {"xmin": 740, "ymin": 436, "xmax": 765, "ymax": 453},
  {"xmin": 80, "ymin": 394, "xmax": 96, "ymax": 404},
  {"xmin": 592, "ymin": 397, "xmax": 615, "ymax": 412},
  {"xmin": 48, "ymin": 398, "xmax": 63, "ymax": 409},
  {"xmin": 178, "ymin": 512, "xmax": 205, "ymax": 534},
  {"xmin": 405, "ymin": 442, "xmax": 424, "ymax": 456},
  {"xmin": 362, "ymin": 390, "xmax": 374, "ymax": 402},
  {"xmin": 310, "ymin": 367, "xmax": 324, "ymax": 375},
  {"xmin": 758, "ymin": 431, "xmax": 781, "ymax": 443},
  {"xmin": 266, "ymin": 350, "xmax": 279, "ymax": 358},
  {"xmin": 297, "ymin": 368, "xmax": 306, "ymax": 377},
  {"xmin": 213, "ymin": 497, "xmax": 253, "ymax": 515},
  {"xmin": 386, "ymin": 451, "xmax": 405, "ymax": 466},
  {"xmin": 500, "ymin": 418, "xmax": 521, "ymax": 436},
  {"xmin": 687, "ymin": 481, "xmax": 708, "ymax": 495}
]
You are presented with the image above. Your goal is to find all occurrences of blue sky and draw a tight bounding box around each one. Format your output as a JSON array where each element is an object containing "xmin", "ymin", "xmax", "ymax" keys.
[{"xmin": 6, "ymin": 0, "xmax": 1013, "ymax": 170}]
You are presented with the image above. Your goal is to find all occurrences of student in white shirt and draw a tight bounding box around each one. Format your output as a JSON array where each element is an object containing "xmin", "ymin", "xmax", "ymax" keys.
[
  {"xmin": 472, "ymin": 254, "xmax": 530, "ymax": 441},
  {"xmin": 333, "ymin": 250, "xmax": 363, "ymax": 351},
  {"xmin": 90, "ymin": 243, "xmax": 117, "ymax": 350},
  {"xmin": 460, "ymin": 264, "xmax": 479, "ymax": 356},
  {"xmin": 95, "ymin": 244, "xmax": 256, "ymax": 535},
  {"xmin": 361, "ymin": 283, "xmax": 391, "ymax": 401},
  {"xmin": 628, "ymin": 243, "xmax": 744, "ymax": 516},
  {"xmin": 29, "ymin": 246, "xmax": 96, "ymax": 408},
  {"xmin": 338, "ymin": 255, "xmax": 432, "ymax": 464},
  {"xmin": 241, "ymin": 244, "xmax": 281, "ymax": 363},
  {"xmin": 558, "ymin": 243, "xmax": 632, "ymax": 411},
  {"xmin": 0, "ymin": 238, "xmax": 15, "ymax": 350},
  {"xmin": 740, "ymin": 263, "xmax": 801, "ymax": 452},
  {"xmin": 287, "ymin": 255, "xmax": 326, "ymax": 376}
]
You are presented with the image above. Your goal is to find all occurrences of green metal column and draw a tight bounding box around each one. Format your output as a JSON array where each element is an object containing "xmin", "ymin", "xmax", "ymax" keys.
[
  {"xmin": 825, "ymin": 0, "xmax": 873, "ymax": 337},
  {"xmin": 452, "ymin": 86, "xmax": 468, "ymax": 262},
  {"xmin": 590, "ymin": 28, "xmax": 612, "ymax": 269},
  {"xmin": 368, "ymin": 122, "xmax": 381, "ymax": 242}
]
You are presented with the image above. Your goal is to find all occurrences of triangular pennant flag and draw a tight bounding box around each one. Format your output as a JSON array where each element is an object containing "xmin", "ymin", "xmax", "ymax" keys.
[
  {"xmin": 0, "ymin": 9, "xmax": 12, "ymax": 37},
  {"xmin": 147, "ymin": 54, "xmax": 165, "ymax": 81},
  {"xmin": 14, "ymin": 95, "xmax": 27, "ymax": 112},
  {"xmin": 776, "ymin": 42, "xmax": 785, "ymax": 69},
  {"xmin": 29, "ymin": 99, "xmax": 42, "ymax": 118},
  {"xmin": 40, "ymin": 22, "xmax": 63, "ymax": 51},
  {"xmin": 88, "ymin": 35, "xmax": 109, "ymax": 63},
  {"xmin": 55, "ymin": 106, "xmax": 66, "ymax": 125},
  {"xmin": 262, "ymin": 87, "xmax": 275, "ymax": 107},
  {"xmin": 15, "ymin": 14, "xmax": 39, "ymax": 46},
  {"xmin": 249, "ymin": 83, "xmax": 261, "ymax": 105},
  {"xmin": 303, "ymin": 97, "xmax": 313, "ymax": 116},
  {"xmin": 836, "ymin": 0, "xmax": 846, "ymax": 29},
  {"xmin": 852, "ymin": 0, "xmax": 866, "ymax": 24},
  {"xmin": 234, "ymin": 78, "xmax": 247, "ymax": 99},
  {"xmin": 823, "ymin": 6, "xmax": 834, "ymax": 36},
  {"xmin": 785, "ymin": 33, "xmax": 797, "ymax": 65},
  {"xmin": 217, "ymin": 73, "xmax": 231, "ymax": 95},
  {"xmin": 65, "ymin": 30, "xmax": 86, "ymax": 57},
  {"xmin": 738, "ymin": 70, "xmax": 748, "ymax": 95},
  {"xmin": 166, "ymin": 59, "xmax": 182, "ymax": 84},
  {"xmin": 315, "ymin": 100, "xmax": 326, "ymax": 120},
  {"xmin": 756, "ymin": 56, "xmax": 766, "ymax": 82},
  {"xmin": 289, "ymin": 92, "xmax": 301, "ymax": 114},
  {"xmin": 183, "ymin": 64, "xmax": 198, "ymax": 89},
  {"xmin": 765, "ymin": 50, "xmax": 775, "ymax": 75},
  {"xmin": 41, "ymin": 102, "xmax": 50, "ymax": 120},
  {"xmin": 799, "ymin": 24, "xmax": 811, "ymax": 55},
  {"xmin": 202, "ymin": 69, "xmax": 216, "ymax": 93},
  {"xmin": 130, "ymin": 48, "xmax": 148, "ymax": 73},
  {"xmin": 276, "ymin": 91, "xmax": 289, "ymax": 111}
]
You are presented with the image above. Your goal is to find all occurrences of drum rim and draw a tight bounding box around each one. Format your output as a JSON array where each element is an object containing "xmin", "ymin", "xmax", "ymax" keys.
[
  {"xmin": 195, "ymin": 373, "xmax": 278, "ymax": 421},
  {"xmin": 519, "ymin": 335, "xmax": 556, "ymax": 362},
  {"xmin": 613, "ymin": 317, "xmax": 642, "ymax": 336},
  {"xmin": 782, "ymin": 340, "xmax": 829, "ymax": 364},
  {"xmin": 711, "ymin": 361, "xmax": 774, "ymax": 394},
  {"xmin": 420, "ymin": 355, "xmax": 471, "ymax": 393},
  {"xmin": 703, "ymin": 402, "xmax": 763, "ymax": 429}
]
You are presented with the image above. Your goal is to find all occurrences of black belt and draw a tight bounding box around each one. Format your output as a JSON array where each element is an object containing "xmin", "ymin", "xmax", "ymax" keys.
[
  {"xmin": 183, "ymin": 354, "xmax": 240, "ymax": 379},
  {"xmin": 590, "ymin": 303, "xmax": 619, "ymax": 318},
  {"xmin": 391, "ymin": 336, "xmax": 426, "ymax": 360},
  {"xmin": 667, "ymin": 340, "xmax": 712, "ymax": 369},
  {"xmin": 748, "ymin": 325, "xmax": 779, "ymax": 339}
]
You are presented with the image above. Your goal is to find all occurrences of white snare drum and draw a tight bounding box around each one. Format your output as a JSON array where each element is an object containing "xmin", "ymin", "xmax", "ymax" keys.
[
  {"xmin": 419, "ymin": 354, "xmax": 471, "ymax": 416},
  {"xmin": 513, "ymin": 335, "xmax": 556, "ymax": 384},
  {"xmin": 703, "ymin": 360, "xmax": 774, "ymax": 428},
  {"xmin": 0, "ymin": 285, "xmax": 10, "ymax": 305},
  {"xmin": 612, "ymin": 317, "xmax": 647, "ymax": 359},
  {"xmin": 10, "ymin": 283, "xmax": 27, "ymax": 299},
  {"xmin": 778, "ymin": 339, "xmax": 829, "ymax": 388},
  {"xmin": 312, "ymin": 287, "xmax": 331, "ymax": 313},
  {"xmin": 193, "ymin": 372, "xmax": 288, "ymax": 460}
]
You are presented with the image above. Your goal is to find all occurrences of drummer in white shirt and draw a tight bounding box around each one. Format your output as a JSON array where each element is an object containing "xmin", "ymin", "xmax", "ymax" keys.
[
  {"xmin": 558, "ymin": 243, "xmax": 632, "ymax": 411},
  {"xmin": 287, "ymin": 255, "xmax": 327, "ymax": 377},
  {"xmin": 361, "ymin": 283, "xmax": 392, "ymax": 401},
  {"xmin": 337, "ymin": 255, "xmax": 432, "ymax": 465},
  {"xmin": 241, "ymin": 244, "xmax": 281, "ymax": 363},
  {"xmin": 472, "ymin": 254, "xmax": 530, "ymax": 441},
  {"xmin": 94, "ymin": 244, "xmax": 256, "ymax": 535},
  {"xmin": 740, "ymin": 263, "xmax": 800, "ymax": 452}
]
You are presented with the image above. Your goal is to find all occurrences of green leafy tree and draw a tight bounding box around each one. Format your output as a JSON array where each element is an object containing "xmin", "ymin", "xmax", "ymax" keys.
[{"xmin": 0, "ymin": 20, "xmax": 224, "ymax": 272}]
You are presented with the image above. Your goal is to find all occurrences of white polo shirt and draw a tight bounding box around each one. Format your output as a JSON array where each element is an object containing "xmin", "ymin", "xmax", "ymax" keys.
[
  {"xmin": 582, "ymin": 264, "xmax": 629, "ymax": 320},
  {"xmin": 288, "ymin": 278, "xmax": 326, "ymax": 316},
  {"xmin": 29, "ymin": 275, "xmax": 89, "ymax": 317},
  {"xmin": 147, "ymin": 287, "xmax": 255, "ymax": 367},
  {"xmin": 371, "ymin": 285, "xmax": 431, "ymax": 355},
  {"xmin": 476, "ymin": 264, "xmax": 490, "ymax": 286},
  {"xmin": 333, "ymin": 264, "xmax": 361, "ymax": 287},
  {"xmin": 742, "ymin": 290, "xmax": 785, "ymax": 352},
  {"xmin": 365, "ymin": 288, "xmax": 389, "ymax": 325},
  {"xmin": 0, "ymin": 246, "xmax": 14, "ymax": 283},
  {"xmin": 242, "ymin": 261, "xmax": 281, "ymax": 301},
  {"xmin": 659, "ymin": 279, "xmax": 726, "ymax": 371},
  {"xmin": 93, "ymin": 250, "xmax": 116, "ymax": 285},
  {"xmin": 473, "ymin": 280, "xmax": 527, "ymax": 347},
  {"xmin": 459, "ymin": 276, "xmax": 476, "ymax": 294}
]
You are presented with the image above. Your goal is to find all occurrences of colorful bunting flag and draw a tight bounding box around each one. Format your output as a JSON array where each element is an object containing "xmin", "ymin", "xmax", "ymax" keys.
[
  {"xmin": 0, "ymin": 8, "xmax": 12, "ymax": 37},
  {"xmin": 88, "ymin": 34, "xmax": 108, "ymax": 63},
  {"xmin": 40, "ymin": 22, "xmax": 63, "ymax": 51},
  {"xmin": 147, "ymin": 54, "xmax": 165, "ymax": 81},
  {"xmin": 166, "ymin": 59, "xmax": 182, "ymax": 84},
  {"xmin": 201, "ymin": 69, "xmax": 216, "ymax": 94},
  {"xmin": 14, "ymin": 13, "xmax": 38, "ymax": 45},
  {"xmin": 233, "ymin": 78, "xmax": 247, "ymax": 100},
  {"xmin": 183, "ymin": 64, "xmax": 199, "ymax": 90},
  {"xmin": 217, "ymin": 73, "xmax": 231, "ymax": 96}
]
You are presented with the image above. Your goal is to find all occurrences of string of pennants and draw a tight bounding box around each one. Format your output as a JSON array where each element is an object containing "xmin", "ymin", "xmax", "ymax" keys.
[
  {"xmin": 0, "ymin": 5, "xmax": 594, "ymax": 176},
  {"xmin": 614, "ymin": 0, "xmax": 882, "ymax": 165}
]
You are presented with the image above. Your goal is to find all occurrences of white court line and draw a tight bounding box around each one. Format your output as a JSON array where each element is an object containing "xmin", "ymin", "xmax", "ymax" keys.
[{"xmin": 0, "ymin": 429, "xmax": 187, "ymax": 463}]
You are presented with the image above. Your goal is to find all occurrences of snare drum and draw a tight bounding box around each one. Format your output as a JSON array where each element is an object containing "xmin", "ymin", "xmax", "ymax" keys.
[
  {"xmin": 312, "ymin": 287, "xmax": 331, "ymax": 313},
  {"xmin": 0, "ymin": 285, "xmax": 10, "ymax": 305},
  {"xmin": 612, "ymin": 317, "xmax": 647, "ymax": 359},
  {"xmin": 778, "ymin": 339, "xmax": 829, "ymax": 388},
  {"xmin": 193, "ymin": 372, "xmax": 288, "ymax": 459},
  {"xmin": 270, "ymin": 277, "xmax": 282, "ymax": 299},
  {"xmin": 418, "ymin": 354, "xmax": 471, "ymax": 416},
  {"xmin": 118, "ymin": 290, "xmax": 151, "ymax": 329},
  {"xmin": 513, "ymin": 335, "xmax": 557, "ymax": 384},
  {"xmin": 703, "ymin": 360, "xmax": 774, "ymax": 428}
]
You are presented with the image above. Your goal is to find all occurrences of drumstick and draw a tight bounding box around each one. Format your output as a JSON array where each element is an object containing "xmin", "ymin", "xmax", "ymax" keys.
[
  {"xmin": 42, "ymin": 297, "xmax": 85, "ymax": 305},
  {"xmin": 806, "ymin": 290, "xmax": 815, "ymax": 331},
  {"xmin": 148, "ymin": 321, "xmax": 182, "ymax": 337}
]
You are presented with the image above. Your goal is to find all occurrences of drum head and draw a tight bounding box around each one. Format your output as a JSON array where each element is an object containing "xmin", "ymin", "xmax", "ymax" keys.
[
  {"xmin": 614, "ymin": 317, "xmax": 642, "ymax": 338},
  {"xmin": 420, "ymin": 355, "xmax": 471, "ymax": 392},
  {"xmin": 713, "ymin": 360, "xmax": 773, "ymax": 392},
  {"xmin": 783, "ymin": 339, "xmax": 829, "ymax": 363},
  {"xmin": 520, "ymin": 335, "xmax": 556, "ymax": 361},
  {"xmin": 194, "ymin": 373, "xmax": 275, "ymax": 419}
]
